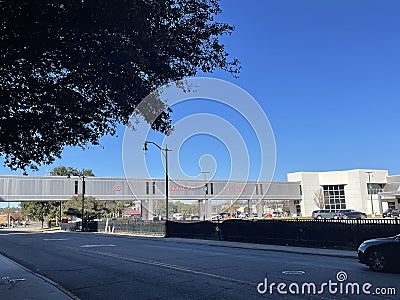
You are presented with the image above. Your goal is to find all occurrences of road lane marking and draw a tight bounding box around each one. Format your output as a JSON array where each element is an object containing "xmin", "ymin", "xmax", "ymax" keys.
[
  {"xmin": 80, "ymin": 244, "xmax": 115, "ymax": 248},
  {"xmin": 78, "ymin": 248, "xmax": 256, "ymax": 286},
  {"xmin": 43, "ymin": 238, "xmax": 69, "ymax": 241},
  {"xmin": 282, "ymin": 270, "xmax": 306, "ymax": 275}
]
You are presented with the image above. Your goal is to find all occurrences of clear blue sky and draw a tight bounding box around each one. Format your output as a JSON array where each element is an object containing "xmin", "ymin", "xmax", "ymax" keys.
[{"xmin": 1, "ymin": 1, "xmax": 400, "ymax": 189}]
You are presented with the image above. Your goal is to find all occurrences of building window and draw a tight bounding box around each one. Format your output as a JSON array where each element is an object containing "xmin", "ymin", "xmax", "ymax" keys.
[
  {"xmin": 260, "ymin": 184, "xmax": 263, "ymax": 195},
  {"xmin": 296, "ymin": 205, "xmax": 302, "ymax": 216},
  {"xmin": 388, "ymin": 202, "xmax": 395, "ymax": 209},
  {"xmin": 74, "ymin": 181, "xmax": 78, "ymax": 195},
  {"xmin": 322, "ymin": 185, "xmax": 346, "ymax": 211},
  {"xmin": 210, "ymin": 183, "xmax": 214, "ymax": 194},
  {"xmin": 255, "ymin": 184, "xmax": 258, "ymax": 195},
  {"xmin": 367, "ymin": 183, "xmax": 385, "ymax": 195},
  {"xmin": 152, "ymin": 181, "xmax": 156, "ymax": 194},
  {"xmin": 146, "ymin": 182, "xmax": 149, "ymax": 194}
]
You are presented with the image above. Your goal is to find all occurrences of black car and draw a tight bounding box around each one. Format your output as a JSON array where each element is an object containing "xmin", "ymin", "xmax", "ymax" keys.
[
  {"xmin": 382, "ymin": 208, "xmax": 400, "ymax": 218},
  {"xmin": 358, "ymin": 234, "xmax": 400, "ymax": 272},
  {"xmin": 336, "ymin": 209, "xmax": 367, "ymax": 219}
]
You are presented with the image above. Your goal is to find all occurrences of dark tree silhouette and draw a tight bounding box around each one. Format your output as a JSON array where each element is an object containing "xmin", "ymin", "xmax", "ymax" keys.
[{"xmin": 0, "ymin": 0, "xmax": 239, "ymax": 170}]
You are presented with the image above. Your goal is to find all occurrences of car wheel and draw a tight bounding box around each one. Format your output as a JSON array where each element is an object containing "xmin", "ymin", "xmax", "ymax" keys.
[
  {"xmin": 317, "ymin": 215, "xmax": 322, "ymax": 219},
  {"xmin": 342, "ymin": 215, "xmax": 349, "ymax": 219},
  {"xmin": 367, "ymin": 250, "xmax": 386, "ymax": 272}
]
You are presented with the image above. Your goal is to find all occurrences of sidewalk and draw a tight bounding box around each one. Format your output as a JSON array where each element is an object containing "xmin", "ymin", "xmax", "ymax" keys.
[
  {"xmin": 164, "ymin": 237, "xmax": 358, "ymax": 259},
  {"xmin": 97, "ymin": 231, "xmax": 358, "ymax": 259},
  {"xmin": 0, "ymin": 254, "xmax": 77, "ymax": 300}
]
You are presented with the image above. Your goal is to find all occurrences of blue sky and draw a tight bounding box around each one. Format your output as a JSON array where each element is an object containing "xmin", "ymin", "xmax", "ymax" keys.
[{"xmin": 1, "ymin": 1, "xmax": 400, "ymax": 191}]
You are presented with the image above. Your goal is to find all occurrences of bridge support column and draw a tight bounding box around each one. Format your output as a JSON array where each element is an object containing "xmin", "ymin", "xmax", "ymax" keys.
[
  {"xmin": 378, "ymin": 195, "xmax": 383, "ymax": 214},
  {"xmin": 256, "ymin": 200, "xmax": 263, "ymax": 217},
  {"xmin": 141, "ymin": 199, "xmax": 153, "ymax": 221},
  {"xmin": 247, "ymin": 200, "xmax": 252, "ymax": 217},
  {"xmin": 198, "ymin": 200, "xmax": 204, "ymax": 220},
  {"xmin": 205, "ymin": 199, "xmax": 212, "ymax": 221}
]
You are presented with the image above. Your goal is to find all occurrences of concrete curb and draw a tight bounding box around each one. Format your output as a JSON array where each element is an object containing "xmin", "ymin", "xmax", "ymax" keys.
[{"xmin": 0, "ymin": 253, "xmax": 79, "ymax": 300}]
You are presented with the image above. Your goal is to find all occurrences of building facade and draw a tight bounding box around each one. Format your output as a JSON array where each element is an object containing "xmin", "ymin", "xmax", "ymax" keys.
[{"xmin": 288, "ymin": 169, "xmax": 400, "ymax": 216}]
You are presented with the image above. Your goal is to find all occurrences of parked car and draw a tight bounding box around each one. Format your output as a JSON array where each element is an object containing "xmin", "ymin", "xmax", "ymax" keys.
[
  {"xmin": 183, "ymin": 214, "xmax": 192, "ymax": 221},
  {"xmin": 211, "ymin": 213, "xmax": 222, "ymax": 221},
  {"xmin": 358, "ymin": 234, "xmax": 400, "ymax": 272},
  {"xmin": 219, "ymin": 212, "xmax": 232, "ymax": 220},
  {"xmin": 311, "ymin": 210, "xmax": 337, "ymax": 219},
  {"xmin": 382, "ymin": 208, "xmax": 400, "ymax": 218},
  {"xmin": 153, "ymin": 215, "xmax": 167, "ymax": 221},
  {"xmin": 272, "ymin": 211, "xmax": 283, "ymax": 218},
  {"xmin": 336, "ymin": 209, "xmax": 367, "ymax": 219},
  {"xmin": 172, "ymin": 213, "xmax": 184, "ymax": 221}
]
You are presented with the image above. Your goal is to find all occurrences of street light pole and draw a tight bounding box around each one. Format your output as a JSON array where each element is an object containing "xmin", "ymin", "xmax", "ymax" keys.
[
  {"xmin": 143, "ymin": 141, "xmax": 171, "ymax": 220},
  {"xmin": 200, "ymin": 171, "xmax": 210, "ymax": 221},
  {"xmin": 7, "ymin": 202, "xmax": 10, "ymax": 229},
  {"xmin": 165, "ymin": 145, "xmax": 169, "ymax": 221},
  {"xmin": 366, "ymin": 171, "xmax": 374, "ymax": 216},
  {"xmin": 81, "ymin": 171, "xmax": 86, "ymax": 231}
]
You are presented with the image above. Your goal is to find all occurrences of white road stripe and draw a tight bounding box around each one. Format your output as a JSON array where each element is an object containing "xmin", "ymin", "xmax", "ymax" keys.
[{"xmin": 78, "ymin": 248, "xmax": 256, "ymax": 286}]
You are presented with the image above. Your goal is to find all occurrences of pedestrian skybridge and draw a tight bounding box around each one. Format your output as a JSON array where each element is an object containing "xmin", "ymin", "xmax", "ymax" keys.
[{"xmin": 0, "ymin": 176, "xmax": 301, "ymax": 202}]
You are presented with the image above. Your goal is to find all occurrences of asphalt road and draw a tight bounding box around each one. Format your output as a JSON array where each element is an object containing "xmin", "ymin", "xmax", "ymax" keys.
[{"xmin": 0, "ymin": 230, "xmax": 398, "ymax": 300}]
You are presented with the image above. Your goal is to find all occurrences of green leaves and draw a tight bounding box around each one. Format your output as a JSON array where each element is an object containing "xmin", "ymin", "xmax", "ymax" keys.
[
  {"xmin": 50, "ymin": 166, "xmax": 95, "ymax": 177},
  {"xmin": 0, "ymin": 0, "xmax": 239, "ymax": 170}
]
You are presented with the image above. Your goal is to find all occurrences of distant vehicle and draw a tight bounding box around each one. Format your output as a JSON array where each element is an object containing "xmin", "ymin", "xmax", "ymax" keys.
[
  {"xmin": 211, "ymin": 213, "xmax": 222, "ymax": 221},
  {"xmin": 358, "ymin": 234, "xmax": 400, "ymax": 272},
  {"xmin": 272, "ymin": 211, "xmax": 284, "ymax": 218},
  {"xmin": 190, "ymin": 215, "xmax": 200, "ymax": 221},
  {"xmin": 311, "ymin": 210, "xmax": 337, "ymax": 219},
  {"xmin": 219, "ymin": 212, "xmax": 232, "ymax": 220},
  {"xmin": 263, "ymin": 213, "xmax": 273, "ymax": 218},
  {"xmin": 172, "ymin": 213, "xmax": 183, "ymax": 221},
  {"xmin": 183, "ymin": 214, "xmax": 192, "ymax": 221},
  {"xmin": 336, "ymin": 209, "xmax": 366, "ymax": 219},
  {"xmin": 382, "ymin": 208, "xmax": 400, "ymax": 218}
]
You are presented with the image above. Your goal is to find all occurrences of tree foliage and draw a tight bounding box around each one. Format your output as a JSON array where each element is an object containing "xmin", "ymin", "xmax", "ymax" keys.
[
  {"xmin": 20, "ymin": 201, "xmax": 59, "ymax": 227},
  {"xmin": 20, "ymin": 165, "xmax": 97, "ymax": 224},
  {"xmin": 50, "ymin": 166, "xmax": 94, "ymax": 177},
  {"xmin": 64, "ymin": 195, "xmax": 109, "ymax": 220},
  {"xmin": 0, "ymin": 0, "xmax": 239, "ymax": 171}
]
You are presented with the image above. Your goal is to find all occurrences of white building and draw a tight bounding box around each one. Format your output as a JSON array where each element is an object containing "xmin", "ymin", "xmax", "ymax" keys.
[{"xmin": 288, "ymin": 169, "xmax": 400, "ymax": 216}]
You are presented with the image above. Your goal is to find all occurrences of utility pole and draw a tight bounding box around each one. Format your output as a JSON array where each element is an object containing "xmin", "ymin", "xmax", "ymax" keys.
[
  {"xmin": 81, "ymin": 170, "xmax": 86, "ymax": 231},
  {"xmin": 7, "ymin": 202, "xmax": 10, "ymax": 228},
  {"xmin": 143, "ymin": 141, "xmax": 171, "ymax": 220},
  {"xmin": 200, "ymin": 171, "xmax": 210, "ymax": 220}
]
